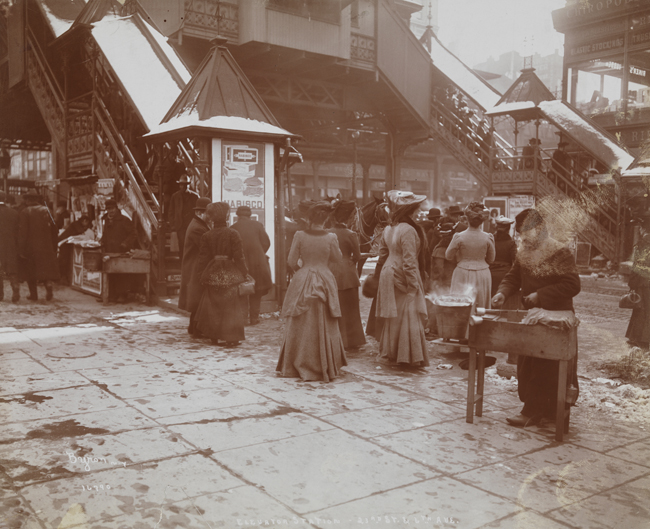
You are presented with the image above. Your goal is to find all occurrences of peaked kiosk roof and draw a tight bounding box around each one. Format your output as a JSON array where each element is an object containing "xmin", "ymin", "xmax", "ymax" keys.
[
  {"xmin": 146, "ymin": 40, "xmax": 295, "ymax": 142},
  {"xmin": 486, "ymin": 68, "xmax": 555, "ymax": 121}
]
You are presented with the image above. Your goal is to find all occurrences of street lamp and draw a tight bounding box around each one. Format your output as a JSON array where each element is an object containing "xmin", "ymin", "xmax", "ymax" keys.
[{"xmin": 351, "ymin": 130, "xmax": 360, "ymax": 202}]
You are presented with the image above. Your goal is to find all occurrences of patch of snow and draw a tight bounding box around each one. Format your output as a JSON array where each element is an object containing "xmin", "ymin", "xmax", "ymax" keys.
[
  {"xmin": 538, "ymin": 100, "xmax": 634, "ymax": 172},
  {"xmin": 426, "ymin": 35, "xmax": 501, "ymax": 110},
  {"xmin": 623, "ymin": 164, "xmax": 650, "ymax": 177},
  {"xmin": 146, "ymin": 108, "xmax": 293, "ymax": 138},
  {"xmin": 486, "ymin": 101, "xmax": 536, "ymax": 116},
  {"xmin": 92, "ymin": 17, "xmax": 185, "ymax": 131},
  {"xmin": 141, "ymin": 20, "xmax": 191, "ymax": 85},
  {"xmin": 40, "ymin": 3, "xmax": 74, "ymax": 38}
]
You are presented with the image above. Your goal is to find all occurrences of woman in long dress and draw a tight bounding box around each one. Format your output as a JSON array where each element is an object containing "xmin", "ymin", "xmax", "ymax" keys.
[
  {"xmin": 375, "ymin": 190, "xmax": 429, "ymax": 367},
  {"xmin": 194, "ymin": 202, "xmax": 248, "ymax": 346},
  {"xmin": 328, "ymin": 200, "xmax": 366, "ymax": 350},
  {"xmin": 277, "ymin": 202, "xmax": 347, "ymax": 382},
  {"xmin": 445, "ymin": 202, "xmax": 495, "ymax": 309},
  {"xmin": 626, "ymin": 217, "xmax": 650, "ymax": 349}
]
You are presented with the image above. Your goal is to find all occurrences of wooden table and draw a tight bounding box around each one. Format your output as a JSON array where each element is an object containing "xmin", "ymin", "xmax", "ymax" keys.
[
  {"xmin": 467, "ymin": 309, "xmax": 578, "ymax": 441},
  {"xmin": 102, "ymin": 254, "xmax": 151, "ymax": 305}
]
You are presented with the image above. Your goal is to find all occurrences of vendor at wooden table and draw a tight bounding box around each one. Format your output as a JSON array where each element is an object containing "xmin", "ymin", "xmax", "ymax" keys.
[
  {"xmin": 101, "ymin": 199, "xmax": 138, "ymax": 302},
  {"xmin": 492, "ymin": 208, "xmax": 581, "ymax": 428}
]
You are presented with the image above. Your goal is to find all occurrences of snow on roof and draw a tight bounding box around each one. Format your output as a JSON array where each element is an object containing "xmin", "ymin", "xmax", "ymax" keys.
[
  {"xmin": 145, "ymin": 109, "xmax": 294, "ymax": 139},
  {"xmin": 427, "ymin": 35, "xmax": 501, "ymax": 111},
  {"xmin": 538, "ymin": 100, "xmax": 634, "ymax": 172},
  {"xmin": 141, "ymin": 20, "xmax": 191, "ymax": 85},
  {"xmin": 91, "ymin": 16, "xmax": 185, "ymax": 131},
  {"xmin": 485, "ymin": 101, "xmax": 536, "ymax": 116},
  {"xmin": 40, "ymin": 2, "xmax": 75, "ymax": 38}
]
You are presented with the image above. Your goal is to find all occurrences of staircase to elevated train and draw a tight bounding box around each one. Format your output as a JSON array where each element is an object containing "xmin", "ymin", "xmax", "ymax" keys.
[{"xmin": 1, "ymin": 0, "xmax": 208, "ymax": 296}]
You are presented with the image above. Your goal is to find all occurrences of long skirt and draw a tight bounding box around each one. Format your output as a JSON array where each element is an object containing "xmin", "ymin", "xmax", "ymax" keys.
[
  {"xmin": 195, "ymin": 286, "xmax": 245, "ymax": 343},
  {"xmin": 277, "ymin": 298, "xmax": 347, "ymax": 382},
  {"xmin": 365, "ymin": 295, "xmax": 383, "ymax": 341},
  {"xmin": 450, "ymin": 267, "xmax": 492, "ymax": 309},
  {"xmin": 338, "ymin": 288, "xmax": 366, "ymax": 349},
  {"xmin": 518, "ymin": 353, "xmax": 579, "ymax": 419},
  {"xmin": 626, "ymin": 285, "xmax": 650, "ymax": 346},
  {"xmin": 379, "ymin": 289, "xmax": 429, "ymax": 367}
]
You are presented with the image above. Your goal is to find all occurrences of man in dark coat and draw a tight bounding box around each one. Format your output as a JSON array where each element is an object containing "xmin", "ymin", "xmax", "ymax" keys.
[
  {"xmin": 18, "ymin": 193, "xmax": 60, "ymax": 301},
  {"xmin": 232, "ymin": 205, "xmax": 272, "ymax": 325},
  {"xmin": 0, "ymin": 191, "xmax": 20, "ymax": 302},
  {"xmin": 492, "ymin": 209, "xmax": 581, "ymax": 427},
  {"xmin": 168, "ymin": 175, "xmax": 199, "ymax": 258},
  {"xmin": 179, "ymin": 197, "xmax": 211, "ymax": 335},
  {"xmin": 101, "ymin": 199, "xmax": 138, "ymax": 302}
]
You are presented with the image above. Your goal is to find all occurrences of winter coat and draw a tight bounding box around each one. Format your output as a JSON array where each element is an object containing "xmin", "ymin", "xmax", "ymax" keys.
[
  {"xmin": 232, "ymin": 216, "xmax": 273, "ymax": 293},
  {"xmin": 497, "ymin": 237, "xmax": 580, "ymax": 311},
  {"xmin": 169, "ymin": 189, "xmax": 199, "ymax": 233},
  {"xmin": 101, "ymin": 214, "xmax": 137, "ymax": 254},
  {"xmin": 0, "ymin": 204, "xmax": 19, "ymax": 275},
  {"xmin": 328, "ymin": 226, "xmax": 361, "ymax": 290},
  {"xmin": 18, "ymin": 205, "xmax": 59, "ymax": 282},
  {"xmin": 195, "ymin": 226, "xmax": 248, "ymax": 288},
  {"xmin": 178, "ymin": 215, "xmax": 210, "ymax": 312}
]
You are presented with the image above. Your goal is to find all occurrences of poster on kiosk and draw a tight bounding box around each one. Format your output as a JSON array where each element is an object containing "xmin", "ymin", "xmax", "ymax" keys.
[{"xmin": 211, "ymin": 138, "xmax": 276, "ymax": 282}]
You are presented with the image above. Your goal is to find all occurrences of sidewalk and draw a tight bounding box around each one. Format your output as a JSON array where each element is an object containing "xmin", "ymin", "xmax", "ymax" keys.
[{"xmin": 0, "ymin": 285, "xmax": 649, "ymax": 528}]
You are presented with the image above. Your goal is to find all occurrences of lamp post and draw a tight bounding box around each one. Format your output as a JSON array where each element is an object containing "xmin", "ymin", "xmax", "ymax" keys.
[{"xmin": 351, "ymin": 130, "xmax": 360, "ymax": 202}]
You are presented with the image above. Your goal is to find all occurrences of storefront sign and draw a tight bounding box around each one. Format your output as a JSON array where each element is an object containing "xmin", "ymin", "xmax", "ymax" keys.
[
  {"xmin": 221, "ymin": 141, "xmax": 266, "ymax": 225},
  {"xmin": 568, "ymin": 34, "xmax": 625, "ymax": 61},
  {"xmin": 554, "ymin": 0, "xmax": 643, "ymax": 30}
]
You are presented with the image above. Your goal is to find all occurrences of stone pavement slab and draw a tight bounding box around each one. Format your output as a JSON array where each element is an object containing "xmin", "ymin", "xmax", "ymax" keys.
[
  {"xmin": 0, "ymin": 371, "xmax": 91, "ymax": 396},
  {"xmin": 168, "ymin": 406, "xmax": 335, "ymax": 453},
  {"xmin": 213, "ymin": 428, "xmax": 437, "ymax": 514},
  {"xmin": 0, "ymin": 385, "xmax": 125, "ymax": 425},
  {"xmin": 18, "ymin": 454, "xmax": 247, "ymax": 528},
  {"xmin": 93, "ymin": 370, "xmax": 226, "ymax": 399},
  {"xmin": 311, "ymin": 477, "xmax": 519, "ymax": 529},
  {"xmin": 320, "ymin": 398, "xmax": 460, "ymax": 438},
  {"xmin": 605, "ymin": 437, "xmax": 650, "ymax": 468},
  {"xmin": 0, "ymin": 426, "xmax": 195, "ymax": 486},
  {"xmin": 457, "ymin": 443, "xmax": 650, "ymax": 514},
  {"xmin": 373, "ymin": 415, "xmax": 549, "ymax": 475},
  {"xmin": 124, "ymin": 383, "xmax": 269, "ymax": 419},
  {"xmin": 547, "ymin": 473, "xmax": 650, "ymax": 529}
]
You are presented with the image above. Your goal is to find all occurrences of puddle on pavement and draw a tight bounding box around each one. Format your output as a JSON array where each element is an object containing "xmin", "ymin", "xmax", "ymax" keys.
[{"xmin": 0, "ymin": 392, "xmax": 53, "ymax": 405}]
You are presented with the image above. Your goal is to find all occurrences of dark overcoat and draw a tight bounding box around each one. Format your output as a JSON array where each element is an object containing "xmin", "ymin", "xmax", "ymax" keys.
[
  {"xmin": 0, "ymin": 204, "xmax": 19, "ymax": 275},
  {"xmin": 497, "ymin": 238, "xmax": 581, "ymax": 418},
  {"xmin": 169, "ymin": 189, "xmax": 199, "ymax": 233},
  {"xmin": 327, "ymin": 227, "xmax": 361, "ymax": 290},
  {"xmin": 232, "ymin": 216, "xmax": 273, "ymax": 293},
  {"xmin": 489, "ymin": 231, "xmax": 517, "ymax": 296},
  {"xmin": 178, "ymin": 215, "xmax": 210, "ymax": 311},
  {"xmin": 101, "ymin": 214, "xmax": 137, "ymax": 254},
  {"xmin": 18, "ymin": 205, "xmax": 60, "ymax": 282}
]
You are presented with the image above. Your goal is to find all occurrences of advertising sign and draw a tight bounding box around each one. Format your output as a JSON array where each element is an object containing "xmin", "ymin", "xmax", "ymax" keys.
[{"xmin": 221, "ymin": 141, "xmax": 266, "ymax": 225}]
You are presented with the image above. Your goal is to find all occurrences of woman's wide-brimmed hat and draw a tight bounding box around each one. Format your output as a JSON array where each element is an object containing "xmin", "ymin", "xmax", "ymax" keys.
[{"xmin": 387, "ymin": 190, "xmax": 426, "ymax": 208}]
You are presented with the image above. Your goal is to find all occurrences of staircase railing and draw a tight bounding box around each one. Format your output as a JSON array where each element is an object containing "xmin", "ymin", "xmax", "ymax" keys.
[
  {"xmin": 430, "ymin": 96, "xmax": 492, "ymax": 188},
  {"xmin": 24, "ymin": 28, "xmax": 65, "ymax": 153},
  {"xmin": 93, "ymin": 98, "xmax": 159, "ymax": 239}
]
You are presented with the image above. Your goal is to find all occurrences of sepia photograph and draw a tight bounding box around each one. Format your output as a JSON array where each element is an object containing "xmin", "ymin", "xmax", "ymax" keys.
[{"xmin": 0, "ymin": 0, "xmax": 649, "ymax": 527}]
